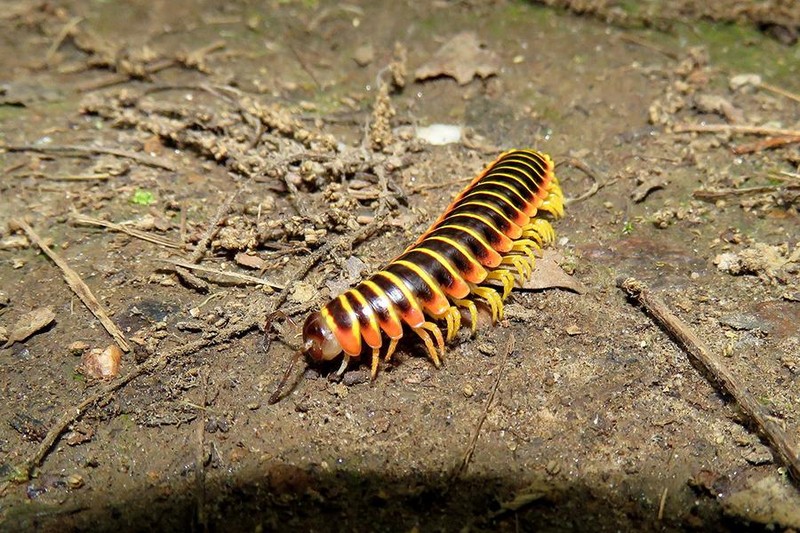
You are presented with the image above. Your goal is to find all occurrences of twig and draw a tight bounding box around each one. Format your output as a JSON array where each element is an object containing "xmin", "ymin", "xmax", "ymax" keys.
[
  {"xmin": 658, "ymin": 487, "xmax": 668, "ymax": 520},
  {"xmin": 188, "ymin": 190, "xmax": 240, "ymax": 263},
  {"xmin": 43, "ymin": 173, "xmax": 111, "ymax": 181},
  {"xmin": 176, "ymin": 189, "xmax": 241, "ymax": 291},
  {"xmin": 617, "ymin": 277, "xmax": 800, "ymax": 483},
  {"xmin": 2, "ymin": 143, "xmax": 176, "ymax": 171},
  {"xmin": 71, "ymin": 213, "xmax": 182, "ymax": 249},
  {"xmin": 692, "ymin": 184, "xmax": 800, "ymax": 201},
  {"xmin": 673, "ymin": 123, "xmax": 800, "ymax": 137},
  {"xmin": 759, "ymin": 81, "xmax": 800, "ymax": 105},
  {"xmin": 450, "ymin": 334, "xmax": 515, "ymax": 482},
  {"xmin": 408, "ymin": 176, "xmax": 471, "ymax": 194},
  {"xmin": 557, "ymin": 157, "xmax": 605, "ymax": 204},
  {"xmin": 45, "ymin": 16, "xmax": 83, "ymax": 64},
  {"xmin": 618, "ymin": 33, "xmax": 679, "ymax": 60},
  {"xmin": 156, "ymin": 258, "xmax": 283, "ymax": 290},
  {"xmin": 12, "ymin": 219, "xmax": 130, "ymax": 353},
  {"xmin": 733, "ymin": 135, "xmax": 800, "ymax": 155},
  {"xmin": 12, "ymin": 302, "xmax": 265, "ymax": 480},
  {"xmin": 195, "ymin": 368, "xmax": 208, "ymax": 533},
  {"xmin": 287, "ymin": 43, "xmax": 321, "ymax": 92},
  {"xmin": 778, "ymin": 170, "xmax": 800, "ymax": 182},
  {"xmin": 75, "ymin": 58, "xmax": 177, "ymax": 92}
]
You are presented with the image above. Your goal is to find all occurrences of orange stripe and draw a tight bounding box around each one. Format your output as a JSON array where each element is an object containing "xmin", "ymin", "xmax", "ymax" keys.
[
  {"xmin": 458, "ymin": 200, "xmax": 523, "ymax": 239},
  {"xmin": 436, "ymin": 224, "xmax": 502, "ymax": 268},
  {"xmin": 413, "ymin": 247, "xmax": 471, "ymax": 298},
  {"xmin": 395, "ymin": 260, "xmax": 450, "ymax": 316},
  {"xmin": 347, "ymin": 290, "xmax": 382, "ymax": 349},
  {"xmin": 445, "ymin": 212, "xmax": 513, "ymax": 252},
  {"xmin": 460, "ymin": 189, "xmax": 529, "ymax": 226},
  {"xmin": 330, "ymin": 294, "xmax": 361, "ymax": 356},
  {"xmin": 422, "ymin": 235, "xmax": 488, "ymax": 284},
  {"xmin": 374, "ymin": 271, "xmax": 426, "ymax": 328},
  {"xmin": 361, "ymin": 279, "xmax": 405, "ymax": 338}
]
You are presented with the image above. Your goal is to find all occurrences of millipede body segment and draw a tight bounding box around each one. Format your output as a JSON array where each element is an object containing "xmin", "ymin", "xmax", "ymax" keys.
[{"xmin": 302, "ymin": 149, "xmax": 564, "ymax": 377}]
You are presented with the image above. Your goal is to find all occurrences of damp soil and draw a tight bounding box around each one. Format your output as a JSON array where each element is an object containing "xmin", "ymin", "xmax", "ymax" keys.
[{"xmin": 1, "ymin": 1, "xmax": 799, "ymax": 531}]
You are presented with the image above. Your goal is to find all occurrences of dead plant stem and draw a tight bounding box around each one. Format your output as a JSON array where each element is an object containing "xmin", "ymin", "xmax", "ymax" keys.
[{"xmin": 617, "ymin": 277, "xmax": 800, "ymax": 483}]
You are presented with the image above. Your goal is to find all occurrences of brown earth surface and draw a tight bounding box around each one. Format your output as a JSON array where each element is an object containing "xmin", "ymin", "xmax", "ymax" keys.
[{"xmin": 1, "ymin": 1, "xmax": 799, "ymax": 531}]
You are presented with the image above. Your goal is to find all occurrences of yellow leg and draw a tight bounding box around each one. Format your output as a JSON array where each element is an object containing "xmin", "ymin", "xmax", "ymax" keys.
[
  {"xmin": 442, "ymin": 306, "xmax": 461, "ymax": 342},
  {"xmin": 471, "ymin": 285, "xmax": 504, "ymax": 323},
  {"xmin": 454, "ymin": 298, "xmax": 478, "ymax": 334},
  {"xmin": 421, "ymin": 321, "xmax": 445, "ymax": 359},
  {"xmin": 523, "ymin": 218, "xmax": 555, "ymax": 245},
  {"xmin": 384, "ymin": 337, "xmax": 399, "ymax": 363},
  {"xmin": 501, "ymin": 255, "xmax": 531, "ymax": 282},
  {"xmin": 370, "ymin": 347, "xmax": 380, "ymax": 379},
  {"xmin": 413, "ymin": 326, "xmax": 441, "ymax": 367},
  {"xmin": 538, "ymin": 195, "xmax": 564, "ymax": 218},
  {"xmin": 511, "ymin": 239, "xmax": 539, "ymax": 263},
  {"xmin": 485, "ymin": 269, "xmax": 515, "ymax": 299}
]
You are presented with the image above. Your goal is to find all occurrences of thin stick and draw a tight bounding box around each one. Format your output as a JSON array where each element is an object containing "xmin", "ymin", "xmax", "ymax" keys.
[
  {"xmin": 759, "ymin": 81, "xmax": 800, "ymax": 105},
  {"xmin": 45, "ymin": 16, "xmax": 83, "ymax": 64},
  {"xmin": 71, "ymin": 213, "xmax": 182, "ymax": 249},
  {"xmin": 188, "ymin": 190, "xmax": 240, "ymax": 263},
  {"xmin": 194, "ymin": 368, "xmax": 208, "ymax": 532},
  {"xmin": 618, "ymin": 33, "xmax": 679, "ymax": 60},
  {"xmin": 557, "ymin": 157, "xmax": 604, "ymax": 204},
  {"xmin": 693, "ymin": 184, "xmax": 800, "ymax": 201},
  {"xmin": 156, "ymin": 258, "xmax": 283, "ymax": 290},
  {"xmin": 176, "ymin": 189, "xmax": 241, "ymax": 291},
  {"xmin": 451, "ymin": 333, "xmax": 515, "ymax": 482},
  {"xmin": 617, "ymin": 277, "xmax": 800, "ymax": 483},
  {"xmin": 733, "ymin": 135, "xmax": 800, "ymax": 155},
  {"xmin": 287, "ymin": 43, "xmax": 322, "ymax": 92},
  {"xmin": 673, "ymin": 123, "xmax": 800, "ymax": 137},
  {"xmin": 75, "ymin": 58, "xmax": 177, "ymax": 92},
  {"xmin": 13, "ymin": 219, "xmax": 130, "ymax": 353},
  {"xmin": 657, "ymin": 487, "xmax": 668, "ymax": 520},
  {"xmin": 408, "ymin": 176, "xmax": 471, "ymax": 193},
  {"xmin": 2, "ymin": 143, "xmax": 176, "ymax": 171},
  {"xmin": 13, "ymin": 303, "xmax": 265, "ymax": 479},
  {"xmin": 45, "ymin": 173, "xmax": 112, "ymax": 181}
]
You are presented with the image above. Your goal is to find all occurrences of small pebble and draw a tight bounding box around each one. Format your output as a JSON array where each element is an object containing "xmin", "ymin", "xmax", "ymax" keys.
[
  {"xmin": 352, "ymin": 44, "xmax": 374, "ymax": 67},
  {"xmin": 463, "ymin": 384, "xmax": 474, "ymax": 398},
  {"xmin": 68, "ymin": 341, "xmax": 89, "ymax": 356},
  {"xmin": 67, "ymin": 473, "xmax": 84, "ymax": 489}
]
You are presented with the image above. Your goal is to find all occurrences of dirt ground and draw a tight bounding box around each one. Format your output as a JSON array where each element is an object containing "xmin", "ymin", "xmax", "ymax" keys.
[{"xmin": 1, "ymin": 1, "xmax": 799, "ymax": 531}]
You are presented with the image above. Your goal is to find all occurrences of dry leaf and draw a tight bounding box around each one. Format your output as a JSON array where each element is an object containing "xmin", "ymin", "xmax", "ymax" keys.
[
  {"xmin": 484, "ymin": 250, "xmax": 586, "ymax": 294},
  {"xmin": 631, "ymin": 175, "xmax": 669, "ymax": 203},
  {"xmin": 414, "ymin": 32, "xmax": 500, "ymax": 85},
  {"xmin": 3, "ymin": 306, "xmax": 56, "ymax": 347},
  {"xmin": 235, "ymin": 252, "xmax": 267, "ymax": 270}
]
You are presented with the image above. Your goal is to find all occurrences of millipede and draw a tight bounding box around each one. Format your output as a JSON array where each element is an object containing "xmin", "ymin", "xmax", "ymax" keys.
[{"xmin": 269, "ymin": 149, "xmax": 564, "ymax": 402}]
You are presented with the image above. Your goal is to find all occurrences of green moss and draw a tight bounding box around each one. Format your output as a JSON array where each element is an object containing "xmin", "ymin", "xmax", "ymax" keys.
[
  {"xmin": 131, "ymin": 189, "xmax": 156, "ymax": 206},
  {"xmin": 643, "ymin": 20, "xmax": 800, "ymax": 86},
  {"xmin": 488, "ymin": 2, "xmax": 552, "ymax": 38}
]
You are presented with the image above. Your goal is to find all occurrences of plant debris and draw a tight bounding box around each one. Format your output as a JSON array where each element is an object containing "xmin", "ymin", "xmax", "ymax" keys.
[
  {"xmin": 2, "ymin": 307, "xmax": 56, "ymax": 347},
  {"xmin": 414, "ymin": 32, "xmax": 501, "ymax": 85}
]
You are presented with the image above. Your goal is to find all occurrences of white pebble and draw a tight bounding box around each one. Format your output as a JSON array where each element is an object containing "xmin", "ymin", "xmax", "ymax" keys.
[{"xmin": 415, "ymin": 124, "xmax": 463, "ymax": 145}]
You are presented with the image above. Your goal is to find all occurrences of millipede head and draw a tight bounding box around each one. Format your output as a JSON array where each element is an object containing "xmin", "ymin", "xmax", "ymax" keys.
[{"xmin": 301, "ymin": 311, "xmax": 343, "ymax": 363}]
